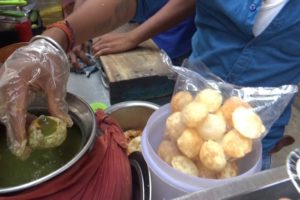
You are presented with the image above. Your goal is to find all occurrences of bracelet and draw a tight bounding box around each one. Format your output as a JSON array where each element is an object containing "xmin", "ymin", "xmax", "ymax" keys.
[
  {"xmin": 47, "ymin": 20, "xmax": 75, "ymax": 52},
  {"xmin": 30, "ymin": 35, "xmax": 70, "ymax": 69}
]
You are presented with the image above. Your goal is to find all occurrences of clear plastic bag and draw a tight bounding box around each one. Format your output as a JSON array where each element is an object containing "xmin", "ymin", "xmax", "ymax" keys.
[{"xmin": 170, "ymin": 59, "xmax": 298, "ymax": 138}]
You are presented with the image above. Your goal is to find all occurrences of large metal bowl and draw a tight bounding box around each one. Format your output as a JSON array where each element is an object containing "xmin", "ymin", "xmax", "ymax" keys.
[
  {"xmin": 0, "ymin": 92, "xmax": 96, "ymax": 194},
  {"xmin": 105, "ymin": 101, "xmax": 159, "ymax": 200}
]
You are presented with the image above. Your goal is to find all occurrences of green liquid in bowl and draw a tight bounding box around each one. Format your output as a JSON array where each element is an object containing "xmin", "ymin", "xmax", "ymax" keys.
[{"xmin": 0, "ymin": 122, "xmax": 83, "ymax": 187}]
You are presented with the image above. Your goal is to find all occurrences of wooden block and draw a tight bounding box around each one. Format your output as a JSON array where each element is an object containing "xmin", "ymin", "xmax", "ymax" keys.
[{"xmin": 98, "ymin": 23, "xmax": 175, "ymax": 105}]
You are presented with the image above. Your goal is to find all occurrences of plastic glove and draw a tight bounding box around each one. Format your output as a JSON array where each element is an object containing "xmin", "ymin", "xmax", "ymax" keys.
[{"xmin": 0, "ymin": 38, "xmax": 73, "ymax": 160}]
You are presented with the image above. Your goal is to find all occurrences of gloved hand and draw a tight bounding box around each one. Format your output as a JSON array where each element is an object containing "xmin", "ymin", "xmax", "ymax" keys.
[{"xmin": 0, "ymin": 37, "xmax": 73, "ymax": 160}]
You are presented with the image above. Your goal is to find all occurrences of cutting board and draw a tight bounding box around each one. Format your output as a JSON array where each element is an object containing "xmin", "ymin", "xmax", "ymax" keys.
[
  {"xmin": 99, "ymin": 23, "xmax": 172, "ymax": 83},
  {"xmin": 98, "ymin": 23, "xmax": 175, "ymax": 105}
]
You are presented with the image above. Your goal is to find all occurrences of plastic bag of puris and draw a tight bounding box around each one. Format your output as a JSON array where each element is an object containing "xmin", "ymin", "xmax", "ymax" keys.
[
  {"xmin": 156, "ymin": 57, "xmax": 298, "ymax": 179},
  {"xmin": 170, "ymin": 59, "xmax": 298, "ymax": 140}
]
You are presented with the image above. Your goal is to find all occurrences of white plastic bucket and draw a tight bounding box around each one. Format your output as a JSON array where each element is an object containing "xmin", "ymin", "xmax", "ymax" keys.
[{"xmin": 141, "ymin": 104, "xmax": 262, "ymax": 200}]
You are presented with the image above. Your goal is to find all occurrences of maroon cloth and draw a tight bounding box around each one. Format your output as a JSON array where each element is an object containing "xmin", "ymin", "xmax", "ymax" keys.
[{"xmin": 0, "ymin": 110, "xmax": 132, "ymax": 200}]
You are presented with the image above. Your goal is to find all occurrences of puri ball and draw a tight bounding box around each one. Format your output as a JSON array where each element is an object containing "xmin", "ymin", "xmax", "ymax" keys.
[
  {"xmin": 28, "ymin": 115, "xmax": 67, "ymax": 149},
  {"xmin": 165, "ymin": 112, "xmax": 185, "ymax": 140},
  {"xmin": 220, "ymin": 97, "xmax": 251, "ymax": 129},
  {"xmin": 177, "ymin": 129, "xmax": 204, "ymax": 159},
  {"xmin": 127, "ymin": 136, "xmax": 141, "ymax": 155},
  {"xmin": 195, "ymin": 89, "xmax": 223, "ymax": 113},
  {"xmin": 157, "ymin": 139, "xmax": 181, "ymax": 165},
  {"xmin": 195, "ymin": 159, "xmax": 217, "ymax": 179},
  {"xmin": 181, "ymin": 102, "xmax": 208, "ymax": 128},
  {"xmin": 197, "ymin": 113, "xmax": 226, "ymax": 141},
  {"xmin": 217, "ymin": 161, "xmax": 239, "ymax": 179},
  {"xmin": 171, "ymin": 91, "xmax": 193, "ymax": 112},
  {"xmin": 232, "ymin": 107, "xmax": 266, "ymax": 139},
  {"xmin": 171, "ymin": 155, "xmax": 199, "ymax": 176},
  {"xmin": 222, "ymin": 129, "xmax": 253, "ymax": 159},
  {"xmin": 199, "ymin": 140, "xmax": 227, "ymax": 172}
]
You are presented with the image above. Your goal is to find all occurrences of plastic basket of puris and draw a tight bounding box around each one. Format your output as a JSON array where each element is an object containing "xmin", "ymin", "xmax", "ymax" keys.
[{"xmin": 157, "ymin": 89, "xmax": 265, "ymax": 179}]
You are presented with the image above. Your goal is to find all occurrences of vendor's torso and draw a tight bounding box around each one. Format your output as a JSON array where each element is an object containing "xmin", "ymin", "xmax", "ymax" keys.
[{"xmin": 190, "ymin": 0, "xmax": 300, "ymax": 87}]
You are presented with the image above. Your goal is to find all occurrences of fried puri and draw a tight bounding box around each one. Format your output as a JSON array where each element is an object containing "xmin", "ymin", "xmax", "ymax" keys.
[
  {"xmin": 171, "ymin": 155, "xmax": 199, "ymax": 176},
  {"xmin": 232, "ymin": 107, "xmax": 266, "ymax": 139},
  {"xmin": 217, "ymin": 161, "xmax": 239, "ymax": 179},
  {"xmin": 199, "ymin": 140, "xmax": 227, "ymax": 172},
  {"xmin": 124, "ymin": 129, "xmax": 142, "ymax": 142},
  {"xmin": 197, "ymin": 113, "xmax": 226, "ymax": 141},
  {"xmin": 222, "ymin": 129, "xmax": 253, "ymax": 159},
  {"xmin": 127, "ymin": 136, "xmax": 141, "ymax": 155},
  {"xmin": 177, "ymin": 129, "xmax": 203, "ymax": 159},
  {"xmin": 171, "ymin": 91, "xmax": 194, "ymax": 112},
  {"xmin": 220, "ymin": 97, "xmax": 251, "ymax": 129},
  {"xmin": 194, "ymin": 88, "xmax": 223, "ymax": 113},
  {"xmin": 195, "ymin": 159, "xmax": 217, "ymax": 179},
  {"xmin": 165, "ymin": 112, "xmax": 185, "ymax": 140},
  {"xmin": 181, "ymin": 101, "xmax": 208, "ymax": 128},
  {"xmin": 157, "ymin": 139, "xmax": 181, "ymax": 165},
  {"xmin": 28, "ymin": 115, "xmax": 67, "ymax": 149}
]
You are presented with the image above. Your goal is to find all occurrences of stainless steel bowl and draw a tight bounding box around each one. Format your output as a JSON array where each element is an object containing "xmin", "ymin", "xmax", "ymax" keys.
[
  {"xmin": 105, "ymin": 101, "xmax": 159, "ymax": 200},
  {"xmin": 0, "ymin": 92, "xmax": 96, "ymax": 194},
  {"xmin": 105, "ymin": 101, "xmax": 159, "ymax": 131}
]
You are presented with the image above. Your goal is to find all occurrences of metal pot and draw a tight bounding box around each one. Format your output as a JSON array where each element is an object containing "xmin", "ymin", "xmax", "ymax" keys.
[
  {"xmin": 105, "ymin": 101, "xmax": 159, "ymax": 200},
  {"xmin": 105, "ymin": 101, "xmax": 159, "ymax": 131},
  {"xmin": 0, "ymin": 92, "xmax": 97, "ymax": 194}
]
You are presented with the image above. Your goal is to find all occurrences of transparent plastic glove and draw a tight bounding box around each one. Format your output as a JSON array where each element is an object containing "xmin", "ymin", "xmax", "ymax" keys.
[{"xmin": 0, "ymin": 38, "xmax": 73, "ymax": 159}]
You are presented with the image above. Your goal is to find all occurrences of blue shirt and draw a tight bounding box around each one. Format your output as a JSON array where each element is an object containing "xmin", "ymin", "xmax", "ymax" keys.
[
  {"xmin": 132, "ymin": 0, "xmax": 195, "ymax": 60},
  {"xmin": 134, "ymin": 0, "xmax": 300, "ymax": 153},
  {"xmin": 190, "ymin": 0, "xmax": 300, "ymax": 153}
]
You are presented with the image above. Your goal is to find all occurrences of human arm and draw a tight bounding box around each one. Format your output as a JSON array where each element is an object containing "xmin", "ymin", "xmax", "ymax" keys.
[
  {"xmin": 0, "ymin": 0, "xmax": 193, "ymax": 158},
  {"xmin": 67, "ymin": 0, "xmax": 91, "ymax": 69},
  {"xmin": 66, "ymin": 0, "xmax": 138, "ymax": 68},
  {"xmin": 92, "ymin": 0, "xmax": 196, "ymax": 56},
  {"xmin": 0, "ymin": 0, "xmax": 137, "ymax": 158}
]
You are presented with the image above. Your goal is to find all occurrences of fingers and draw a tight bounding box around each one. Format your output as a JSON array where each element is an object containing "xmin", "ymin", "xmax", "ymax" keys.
[
  {"xmin": 74, "ymin": 47, "xmax": 92, "ymax": 65},
  {"xmin": 81, "ymin": 42, "xmax": 89, "ymax": 53},
  {"xmin": 5, "ymin": 83, "xmax": 31, "ymax": 159},
  {"xmin": 92, "ymin": 33, "xmax": 136, "ymax": 56},
  {"xmin": 93, "ymin": 45, "xmax": 112, "ymax": 57},
  {"xmin": 46, "ymin": 85, "xmax": 73, "ymax": 127},
  {"xmin": 68, "ymin": 43, "xmax": 93, "ymax": 70},
  {"xmin": 69, "ymin": 51, "xmax": 82, "ymax": 70},
  {"xmin": 92, "ymin": 41, "xmax": 120, "ymax": 56}
]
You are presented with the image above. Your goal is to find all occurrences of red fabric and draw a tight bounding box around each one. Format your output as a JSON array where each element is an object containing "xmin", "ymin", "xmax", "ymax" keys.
[{"xmin": 0, "ymin": 110, "xmax": 132, "ymax": 200}]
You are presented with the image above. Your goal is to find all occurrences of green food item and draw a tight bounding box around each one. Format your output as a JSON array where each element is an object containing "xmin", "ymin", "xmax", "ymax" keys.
[
  {"xmin": 0, "ymin": 122, "xmax": 82, "ymax": 187},
  {"xmin": 28, "ymin": 115, "xmax": 67, "ymax": 149}
]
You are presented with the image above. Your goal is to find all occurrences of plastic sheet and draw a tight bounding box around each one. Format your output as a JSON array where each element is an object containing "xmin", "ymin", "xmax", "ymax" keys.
[{"xmin": 170, "ymin": 59, "xmax": 298, "ymax": 138}]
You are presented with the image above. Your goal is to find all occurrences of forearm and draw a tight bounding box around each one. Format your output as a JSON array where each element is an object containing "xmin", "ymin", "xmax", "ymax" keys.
[
  {"xmin": 43, "ymin": 0, "xmax": 137, "ymax": 50},
  {"xmin": 74, "ymin": 0, "xmax": 86, "ymax": 10},
  {"xmin": 130, "ymin": 0, "xmax": 195, "ymax": 45}
]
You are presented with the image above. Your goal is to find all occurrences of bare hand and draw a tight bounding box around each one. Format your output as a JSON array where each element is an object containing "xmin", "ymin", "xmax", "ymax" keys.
[
  {"xmin": 68, "ymin": 42, "xmax": 92, "ymax": 70},
  {"xmin": 92, "ymin": 32, "xmax": 138, "ymax": 56}
]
